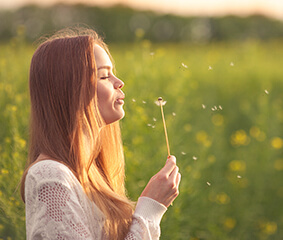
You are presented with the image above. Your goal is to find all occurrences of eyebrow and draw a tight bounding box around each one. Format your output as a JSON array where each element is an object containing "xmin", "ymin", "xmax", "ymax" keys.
[{"xmin": 97, "ymin": 66, "xmax": 112, "ymax": 70}]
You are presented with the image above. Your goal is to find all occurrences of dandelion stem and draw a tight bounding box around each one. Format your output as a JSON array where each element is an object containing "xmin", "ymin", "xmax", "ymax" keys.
[{"xmin": 158, "ymin": 97, "xmax": 170, "ymax": 156}]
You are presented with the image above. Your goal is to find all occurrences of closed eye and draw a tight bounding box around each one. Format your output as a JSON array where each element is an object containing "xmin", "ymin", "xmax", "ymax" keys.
[{"xmin": 100, "ymin": 76, "xmax": 110, "ymax": 80}]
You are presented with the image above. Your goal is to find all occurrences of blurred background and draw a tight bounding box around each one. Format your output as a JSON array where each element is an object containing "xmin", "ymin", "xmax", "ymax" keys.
[{"xmin": 0, "ymin": 0, "xmax": 283, "ymax": 239}]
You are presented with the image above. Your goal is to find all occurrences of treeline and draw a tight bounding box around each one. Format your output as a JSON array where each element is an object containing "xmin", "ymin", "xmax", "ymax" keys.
[{"xmin": 1, "ymin": 3, "xmax": 283, "ymax": 43}]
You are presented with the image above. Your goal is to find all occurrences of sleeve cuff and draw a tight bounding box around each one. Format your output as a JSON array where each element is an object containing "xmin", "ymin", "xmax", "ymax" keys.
[{"xmin": 133, "ymin": 197, "xmax": 167, "ymax": 225}]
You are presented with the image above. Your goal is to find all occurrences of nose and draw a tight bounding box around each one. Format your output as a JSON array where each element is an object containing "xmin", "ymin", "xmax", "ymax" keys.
[{"xmin": 114, "ymin": 77, "xmax": 124, "ymax": 89}]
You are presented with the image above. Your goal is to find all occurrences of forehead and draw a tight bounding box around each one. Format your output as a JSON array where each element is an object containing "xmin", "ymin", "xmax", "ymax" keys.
[{"xmin": 93, "ymin": 44, "xmax": 112, "ymax": 69}]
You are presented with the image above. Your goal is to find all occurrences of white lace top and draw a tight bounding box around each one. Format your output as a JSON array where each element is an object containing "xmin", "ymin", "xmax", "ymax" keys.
[{"xmin": 25, "ymin": 160, "xmax": 167, "ymax": 240}]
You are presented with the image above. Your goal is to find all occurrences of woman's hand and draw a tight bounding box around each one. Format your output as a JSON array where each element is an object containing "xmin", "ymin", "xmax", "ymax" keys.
[{"xmin": 140, "ymin": 155, "xmax": 181, "ymax": 208}]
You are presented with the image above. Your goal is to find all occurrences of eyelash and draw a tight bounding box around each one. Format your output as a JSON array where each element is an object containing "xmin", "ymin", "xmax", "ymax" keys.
[{"xmin": 100, "ymin": 76, "xmax": 110, "ymax": 80}]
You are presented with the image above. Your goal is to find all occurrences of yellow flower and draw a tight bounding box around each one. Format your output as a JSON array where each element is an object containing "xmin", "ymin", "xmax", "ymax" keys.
[
  {"xmin": 1, "ymin": 169, "xmax": 9, "ymax": 174},
  {"xmin": 196, "ymin": 130, "xmax": 212, "ymax": 147},
  {"xmin": 260, "ymin": 221, "xmax": 277, "ymax": 235},
  {"xmin": 249, "ymin": 126, "xmax": 266, "ymax": 142},
  {"xmin": 229, "ymin": 160, "xmax": 246, "ymax": 172},
  {"xmin": 230, "ymin": 130, "xmax": 250, "ymax": 146},
  {"xmin": 211, "ymin": 114, "xmax": 224, "ymax": 126},
  {"xmin": 183, "ymin": 124, "xmax": 192, "ymax": 132},
  {"xmin": 271, "ymin": 137, "xmax": 283, "ymax": 149},
  {"xmin": 216, "ymin": 192, "xmax": 230, "ymax": 204},
  {"xmin": 223, "ymin": 217, "xmax": 236, "ymax": 229}
]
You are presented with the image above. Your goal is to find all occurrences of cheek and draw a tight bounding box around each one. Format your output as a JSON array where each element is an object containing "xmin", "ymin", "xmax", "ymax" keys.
[{"xmin": 97, "ymin": 82, "xmax": 113, "ymax": 106}]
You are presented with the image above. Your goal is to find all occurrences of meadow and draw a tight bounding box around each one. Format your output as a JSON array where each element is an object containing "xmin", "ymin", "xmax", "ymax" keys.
[{"xmin": 0, "ymin": 36, "xmax": 283, "ymax": 239}]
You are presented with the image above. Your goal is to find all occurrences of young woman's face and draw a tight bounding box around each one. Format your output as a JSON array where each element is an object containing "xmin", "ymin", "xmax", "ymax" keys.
[{"xmin": 94, "ymin": 44, "xmax": 125, "ymax": 124}]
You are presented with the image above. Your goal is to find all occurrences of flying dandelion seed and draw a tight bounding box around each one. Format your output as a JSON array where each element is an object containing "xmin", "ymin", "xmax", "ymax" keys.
[
  {"xmin": 147, "ymin": 124, "xmax": 152, "ymax": 127},
  {"xmin": 142, "ymin": 100, "xmax": 147, "ymax": 104},
  {"xmin": 206, "ymin": 182, "xmax": 211, "ymax": 186},
  {"xmin": 264, "ymin": 90, "xmax": 269, "ymax": 94},
  {"xmin": 181, "ymin": 151, "xmax": 186, "ymax": 155},
  {"xmin": 172, "ymin": 112, "xmax": 176, "ymax": 116},
  {"xmin": 202, "ymin": 104, "xmax": 206, "ymax": 109},
  {"xmin": 132, "ymin": 98, "xmax": 136, "ymax": 102},
  {"xmin": 219, "ymin": 105, "xmax": 223, "ymax": 110},
  {"xmin": 214, "ymin": 106, "xmax": 218, "ymax": 110},
  {"xmin": 193, "ymin": 156, "xmax": 197, "ymax": 161},
  {"xmin": 181, "ymin": 63, "xmax": 188, "ymax": 69},
  {"xmin": 150, "ymin": 52, "xmax": 155, "ymax": 56},
  {"xmin": 152, "ymin": 125, "xmax": 156, "ymax": 129},
  {"xmin": 211, "ymin": 107, "xmax": 216, "ymax": 111},
  {"xmin": 237, "ymin": 175, "xmax": 242, "ymax": 179},
  {"xmin": 230, "ymin": 62, "xmax": 234, "ymax": 67},
  {"xmin": 208, "ymin": 66, "xmax": 213, "ymax": 70},
  {"xmin": 153, "ymin": 118, "xmax": 157, "ymax": 122}
]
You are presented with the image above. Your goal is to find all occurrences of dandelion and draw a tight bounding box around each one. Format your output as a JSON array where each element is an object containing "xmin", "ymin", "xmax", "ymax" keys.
[
  {"xmin": 181, "ymin": 151, "xmax": 186, "ymax": 155},
  {"xmin": 132, "ymin": 98, "xmax": 136, "ymax": 102},
  {"xmin": 192, "ymin": 156, "xmax": 197, "ymax": 161},
  {"xmin": 181, "ymin": 62, "xmax": 188, "ymax": 68},
  {"xmin": 208, "ymin": 66, "xmax": 213, "ymax": 70},
  {"xmin": 172, "ymin": 112, "xmax": 176, "ymax": 116},
  {"xmin": 264, "ymin": 89, "xmax": 269, "ymax": 94},
  {"xmin": 202, "ymin": 104, "xmax": 206, "ymax": 109},
  {"xmin": 206, "ymin": 181, "xmax": 211, "ymax": 186},
  {"xmin": 230, "ymin": 62, "xmax": 234, "ymax": 67}
]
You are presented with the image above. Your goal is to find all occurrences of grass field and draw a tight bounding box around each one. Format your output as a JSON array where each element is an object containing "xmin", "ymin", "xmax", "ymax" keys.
[{"xmin": 0, "ymin": 37, "xmax": 283, "ymax": 239}]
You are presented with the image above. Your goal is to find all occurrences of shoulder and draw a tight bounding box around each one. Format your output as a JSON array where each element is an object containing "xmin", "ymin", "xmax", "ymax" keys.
[{"xmin": 26, "ymin": 160, "xmax": 79, "ymax": 190}]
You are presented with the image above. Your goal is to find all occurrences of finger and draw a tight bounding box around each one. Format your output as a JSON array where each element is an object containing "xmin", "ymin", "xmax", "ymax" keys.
[
  {"xmin": 176, "ymin": 173, "xmax": 181, "ymax": 189},
  {"xmin": 160, "ymin": 155, "xmax": 177, "ymax": 176}
]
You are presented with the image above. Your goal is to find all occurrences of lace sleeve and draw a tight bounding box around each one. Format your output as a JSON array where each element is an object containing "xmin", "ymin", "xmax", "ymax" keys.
[
  {"xmin": 25, "ymin": 161, "xmax": 97, "ymax": 240},
  {"xmin": 125, "ymin": 197, "xmax": 167, "ymax": 240}
]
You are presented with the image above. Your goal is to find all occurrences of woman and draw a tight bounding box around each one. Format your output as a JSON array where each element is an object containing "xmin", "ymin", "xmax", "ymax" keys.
[{"xmin": 21, "ymin": 28, "xmax": 181, "ymax": 240}]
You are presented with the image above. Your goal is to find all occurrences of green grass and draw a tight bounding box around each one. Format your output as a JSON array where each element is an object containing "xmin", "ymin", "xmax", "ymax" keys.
[{"xmin": 0, "ymin": 38, "xmax": 283, "ymax": 239}]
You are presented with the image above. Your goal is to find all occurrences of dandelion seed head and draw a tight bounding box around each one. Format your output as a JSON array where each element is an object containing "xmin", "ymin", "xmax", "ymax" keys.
[
  {"xmin": 193, "ymin": 156, "xmax": 197, "ymax": 161},
  {"xmin": 206, "ymin": 181, "xmax": 211, "ymax": 186},
  {"xmin": 155, "ymin": 99, "xmax": 167, "ymax": 106},
  {"xmin": 264, "ymin": 90, "xmax": 269, "ymax": 94}
]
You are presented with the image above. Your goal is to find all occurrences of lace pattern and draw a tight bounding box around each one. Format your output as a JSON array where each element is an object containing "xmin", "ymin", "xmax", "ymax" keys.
[{"xmin": 25, "ymin": 160, "xmax": 166, "ymax": 240}]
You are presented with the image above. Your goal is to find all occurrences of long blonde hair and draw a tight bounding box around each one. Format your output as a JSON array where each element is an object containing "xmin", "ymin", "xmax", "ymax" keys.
[{"xmin": 21, "ymin": 28, "xmax": 134, "ymax": 239}]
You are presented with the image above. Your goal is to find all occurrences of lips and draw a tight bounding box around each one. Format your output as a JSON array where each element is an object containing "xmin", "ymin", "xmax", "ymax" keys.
[{"xmin": 116, "ymin": 93, "xmax": 125, "ymax": 104}]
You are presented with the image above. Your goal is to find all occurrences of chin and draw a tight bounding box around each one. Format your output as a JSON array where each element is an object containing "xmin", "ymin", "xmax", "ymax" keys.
[{"xmin": 104, "ymin": 110, "xmax": 125, "ymax": 125}]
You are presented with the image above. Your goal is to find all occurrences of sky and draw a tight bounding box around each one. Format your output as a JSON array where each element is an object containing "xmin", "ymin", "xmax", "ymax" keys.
[{"xmin": 1, "ymin": 0, "xmax": 283, "ymax": 20}]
